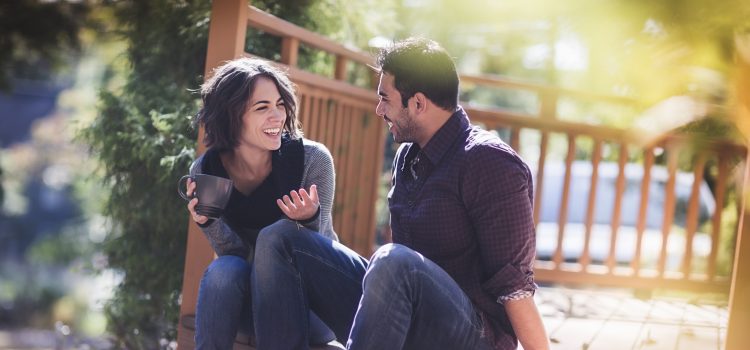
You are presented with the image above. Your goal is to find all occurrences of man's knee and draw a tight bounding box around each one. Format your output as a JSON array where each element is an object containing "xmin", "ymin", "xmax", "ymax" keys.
[{"xmin": 366, "ymin": 243, "xmax": 425, "ymax": 282}]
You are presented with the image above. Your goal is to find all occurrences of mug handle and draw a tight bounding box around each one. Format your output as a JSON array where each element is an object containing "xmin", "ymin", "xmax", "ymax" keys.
[{"xmin": 177, "ymin": 175, "xmax": 194, "ymax": 201}]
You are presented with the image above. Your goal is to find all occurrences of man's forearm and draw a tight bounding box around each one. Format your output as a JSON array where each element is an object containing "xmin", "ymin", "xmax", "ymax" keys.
[{"xmin": 504, "ymin": 296, "xmax": 550, "ymax": 350}]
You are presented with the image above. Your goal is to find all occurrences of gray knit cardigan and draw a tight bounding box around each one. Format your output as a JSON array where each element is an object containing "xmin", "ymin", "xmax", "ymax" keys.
[{"xmin": 189, "ymin": 138, "xmax": 338, "ymax": 258}]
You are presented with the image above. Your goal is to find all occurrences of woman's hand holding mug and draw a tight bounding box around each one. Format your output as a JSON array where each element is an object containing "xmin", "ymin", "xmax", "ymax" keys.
[
  {"xmin": 178, "ymin": 174, "xmax": 233, "ymax": 223},
  {"xmin": 186, "ymin": 178, "xmax": 210, "ymax": 225}
]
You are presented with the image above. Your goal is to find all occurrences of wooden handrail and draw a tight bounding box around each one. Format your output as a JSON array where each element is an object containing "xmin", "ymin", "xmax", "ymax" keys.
[
  {"xmin": 462, "ymin": 73, "xmax": 639, "ymax": 107},
  {"xmin": 245, "ymin": 53, "xmax": 376, "ymax": 103},
  {"xmin": 247, "ymin": 6, "xmax": 374, "ymax": 66}
]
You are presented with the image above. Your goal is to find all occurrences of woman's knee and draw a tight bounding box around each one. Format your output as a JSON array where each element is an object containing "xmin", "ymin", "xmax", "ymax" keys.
[
  {"xmin": 256, "ymin": 219, "xmax": 300, "ymax": 250},
  {"xmin": 200, "ymin": 255, "xmax": 252, "ymax": 292}
]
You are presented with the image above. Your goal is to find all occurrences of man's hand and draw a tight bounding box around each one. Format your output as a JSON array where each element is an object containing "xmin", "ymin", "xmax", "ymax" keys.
[{"xmin": 277, "ymin": 184, "xmax": 320, "ymax": 221}]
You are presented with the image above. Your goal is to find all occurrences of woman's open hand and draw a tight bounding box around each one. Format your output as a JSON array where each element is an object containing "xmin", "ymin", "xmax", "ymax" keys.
[
  {"xmin": 277, "ymin": 184, "xmax": 320, "ymax": 221},
  {"xmin": 186, "ymin": 178, "xmax": 209, "ymax": 225}
]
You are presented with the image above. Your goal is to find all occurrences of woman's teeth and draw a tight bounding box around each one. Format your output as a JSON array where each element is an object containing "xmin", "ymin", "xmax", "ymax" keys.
[{"xmin": 263, "ymin": 128, "xmax": 281, "ymax": 136}]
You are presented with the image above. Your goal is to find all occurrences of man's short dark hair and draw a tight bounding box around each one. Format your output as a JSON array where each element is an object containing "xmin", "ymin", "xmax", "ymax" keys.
[
  {"xmin": 196, "ymin": 58, "xmax": 301, "ymax": 152},
  {"xmin": 376, "ymin": 37, "xmax": 459, "ymax": 112}
]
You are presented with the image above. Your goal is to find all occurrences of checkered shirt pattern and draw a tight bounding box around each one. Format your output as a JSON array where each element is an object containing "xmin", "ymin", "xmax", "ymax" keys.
[{"xmin": 388, "ymin": 107, "xmax": 538, "ymax": 349}]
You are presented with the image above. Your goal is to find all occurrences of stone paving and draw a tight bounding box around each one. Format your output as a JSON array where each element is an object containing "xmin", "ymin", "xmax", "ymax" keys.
[{"xmin": 533, "ymin": 286, "xmax": 728, "ymax": 350}]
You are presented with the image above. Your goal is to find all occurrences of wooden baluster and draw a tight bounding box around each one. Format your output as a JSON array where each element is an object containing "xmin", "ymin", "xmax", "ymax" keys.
[
  {"xmin": 298, "ymin": 92, "xmax": 309, "ymax": 131},
  {"xmin": 367, "ymin": 113, "xmax": 387, "ymax": 255},
  {"xmin": 708, "ymin": 154, "xmax": 728, "ymax": 280},
  {"xmin": 356, "ymin": 111, "xmax": 378, "ymax": 254},
  {"xmin": 607, "ymin": 142, "xmax": 628, "ymax": 273},
  {"xmin": 330, "ymin": 101, "xmax": 345, "ymax": 232},
  {"xmin": 350, "ymin": 108, "xmax": 368, "ymax": 252},
  {"xmin": 330, "ymin": 100, "xmax": 345, "ymax": 171},
  {"xmin": 554, "ymin": 133, "xmax": 576, "ymax": 267},
  {"xmin": 682, "ymin": 154, "xmax": 707, "ymax": 278},
  {"xmin": 339, "ymin": 104, "xmax": 355, "ymax": 247},
  {"xmin": 317, "ymin": 97, "xmax": 331, "ymax": 145},
  {"xmin": 581, "ymin": 138, "xmax": 603, "ymax": 268},
  {"xmin": 510, "ymin": 127, "xmax": 520, "ymax": 152},
  {"xmin": 533, "ymin": 132, "xmax": 549, "ymax": 227},
  {"xmin": 325, "ymin": 98, "xmax": 336, "ymax": 144},
  {"xmin": 658, "ymin": 147, "xmax": 679, "ymax": 277},
  {"xmin": 634, "ymin": 148, "xmax": 655, "ymax": 274},
  {"xmin": 310, "ymin": 95, "xmax": 322, "ymax": 140}
]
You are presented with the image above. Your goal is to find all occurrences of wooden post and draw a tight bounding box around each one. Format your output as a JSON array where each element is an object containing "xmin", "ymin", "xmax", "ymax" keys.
[
  {"xmin": 281, "ymin": 37, "xmax": 299, "ymax": 66},
  {"xmin": 539, "ymin": 88, "xmax": 558, "ymax": 120},
  {"xmin": 725, "ymin": 34, "xmax": 750, "ymax": 350},
  {"xmin": 177, "ymin": 0, "xmax": 247, "ymax": 347},
  {"xmin": 334, "ymin": 54, "xmax": 348, "ymax": 81}
]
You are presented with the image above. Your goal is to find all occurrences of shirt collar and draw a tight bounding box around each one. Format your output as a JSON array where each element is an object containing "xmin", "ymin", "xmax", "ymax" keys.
[{"xmin": 419, "ymin": 106, "xmax": 470, "ymax": 166}]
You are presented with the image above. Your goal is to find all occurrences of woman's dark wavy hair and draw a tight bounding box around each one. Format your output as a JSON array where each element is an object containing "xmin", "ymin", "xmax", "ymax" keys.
[
  {"xmin": 195, "ymin": 57, "xmax": 301, "ymax": 152},
  {"xmin": 376, "ymin": 37, "xmax": 459, "ymax": 112}
]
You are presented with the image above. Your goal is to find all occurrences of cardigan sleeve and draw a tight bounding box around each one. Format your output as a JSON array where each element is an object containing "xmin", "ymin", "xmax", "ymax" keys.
[
  {"xmin": 300, "ymin": 140, "xmax": 338, "ymax": 241},
  {"xmin": 188, "ymin": 155, "xmax": 249, "ymax": 257}
]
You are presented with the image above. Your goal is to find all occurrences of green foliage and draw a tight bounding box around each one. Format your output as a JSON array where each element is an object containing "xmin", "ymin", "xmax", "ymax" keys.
[
  {"xmin": 0, "ymin": 0, "xmax": 90, "ymax": 89},
  {"xmin": 79, "ymin": 1, "xmax": 208, "ymax": 348}
]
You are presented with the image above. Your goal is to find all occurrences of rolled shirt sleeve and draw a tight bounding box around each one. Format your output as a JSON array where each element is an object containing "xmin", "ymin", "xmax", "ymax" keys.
[{"xmin": 461, "ymin": 142, "xmax": 537, "ymax": 301}]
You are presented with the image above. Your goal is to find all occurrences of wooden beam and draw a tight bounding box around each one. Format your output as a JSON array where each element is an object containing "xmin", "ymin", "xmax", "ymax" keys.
[
  {"xmin": 726, "ymin": 154, "xmax": 750, "ymax": 350},
  {"xmin": 726, "ymin": 40, "xmax": 750, "ymax": 350},
  {"xmin": 178, "ymin": 0, "xmax": 248, "ymax": 347},
  {"xmin": 534, "ymin": 267, "xmax": 729, "ymax": 294}
]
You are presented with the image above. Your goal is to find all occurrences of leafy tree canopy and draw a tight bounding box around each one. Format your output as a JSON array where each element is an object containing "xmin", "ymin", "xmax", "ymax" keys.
[{"xmin": 0, "ymin": 0, "xmax": 90, "ymax": 89}]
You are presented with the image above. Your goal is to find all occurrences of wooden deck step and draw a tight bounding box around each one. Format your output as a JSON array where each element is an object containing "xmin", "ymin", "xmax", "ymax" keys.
[{"xmin": 178, "ymin": 315, "xmax": 345, "ymax": 350}]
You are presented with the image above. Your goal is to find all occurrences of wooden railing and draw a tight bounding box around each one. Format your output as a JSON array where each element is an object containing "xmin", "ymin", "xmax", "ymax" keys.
[
  {"xmin": 461, "ymin": 76, "xmax": 746, "ymax": 293},
  {"xmin": 178, "ymin": 1, "xmax": 748, "ymax": 348}
]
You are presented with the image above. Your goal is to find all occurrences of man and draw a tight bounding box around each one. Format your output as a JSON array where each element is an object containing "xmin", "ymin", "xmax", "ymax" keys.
[{"xmin": 346, "ymin": 38, "xmax": 549, "ymax": 350}]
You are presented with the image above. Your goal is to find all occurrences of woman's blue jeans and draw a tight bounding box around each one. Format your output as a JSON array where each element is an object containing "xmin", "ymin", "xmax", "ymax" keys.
[{"xmin": 195, "ymin": 219, "xmax": 368, "ymax": 349}]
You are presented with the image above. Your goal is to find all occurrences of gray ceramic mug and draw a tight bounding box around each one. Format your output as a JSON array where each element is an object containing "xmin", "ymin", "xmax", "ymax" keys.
[{"xmin": 178, "ymin": 174, "xmax": 234, "ymax": 218}]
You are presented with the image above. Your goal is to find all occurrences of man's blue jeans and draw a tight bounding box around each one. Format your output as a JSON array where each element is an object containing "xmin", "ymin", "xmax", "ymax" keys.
[
  {"xmin": 195, "ymin": 219, "xmax": 368, "ymax": 349},
  {"xmin": 346, "ymin": 243, "xmax": 494, "ymax": 350}
]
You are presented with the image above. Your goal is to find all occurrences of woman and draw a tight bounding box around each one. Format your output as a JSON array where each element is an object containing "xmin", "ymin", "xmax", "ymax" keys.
[{"xmin": 186, "ymin": 58, "xmax": 368, "ymax": 349}]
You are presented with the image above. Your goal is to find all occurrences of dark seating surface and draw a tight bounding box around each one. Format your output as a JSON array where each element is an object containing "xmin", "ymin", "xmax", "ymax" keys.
[{"xmin": 179, "ymin": 315, "xmax": 345, "ymax": 350}]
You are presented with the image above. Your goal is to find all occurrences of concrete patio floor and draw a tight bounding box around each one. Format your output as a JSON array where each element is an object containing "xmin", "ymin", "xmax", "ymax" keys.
[{"xmin": 534, "ymin": 286, "xmax": 728, "ymax": 350}]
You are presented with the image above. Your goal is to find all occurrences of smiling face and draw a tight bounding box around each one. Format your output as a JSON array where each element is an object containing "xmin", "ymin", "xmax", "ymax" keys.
[
  {"xmin": 239, "ymin": 77, "xmax": 287, "ymax": 151},
  {"xmin": 376, "ymin": 73, "xmax": 418, "ymax": 144}
]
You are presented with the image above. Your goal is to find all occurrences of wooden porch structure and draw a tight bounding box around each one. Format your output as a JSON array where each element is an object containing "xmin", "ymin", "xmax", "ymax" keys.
[{"xmin": 177, "ymin": 1, "xmax": 750, "ymax": 348}]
